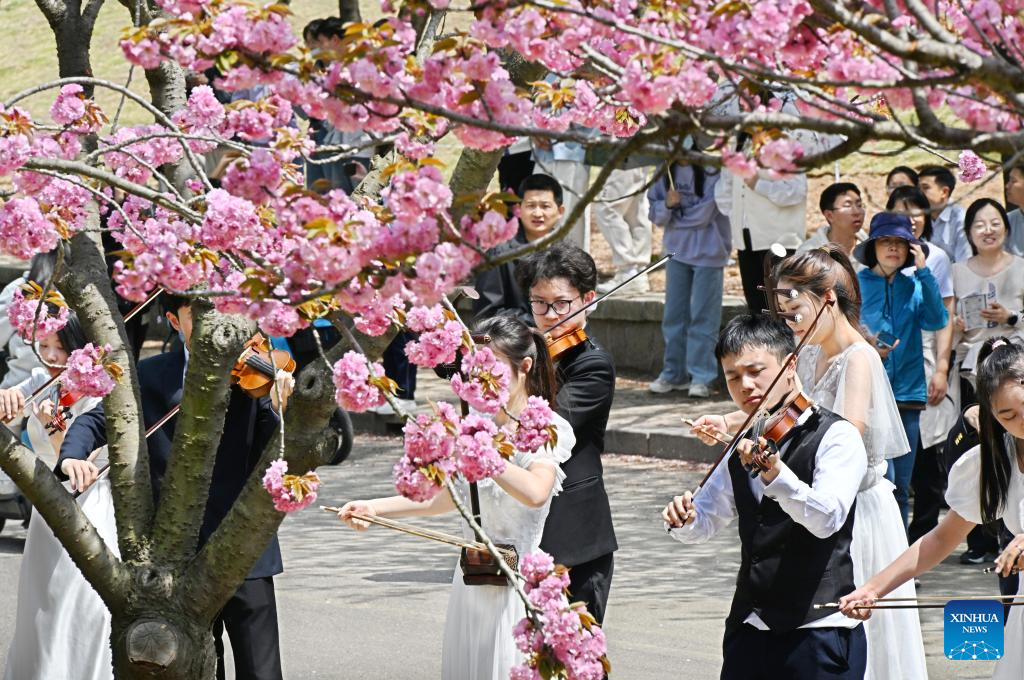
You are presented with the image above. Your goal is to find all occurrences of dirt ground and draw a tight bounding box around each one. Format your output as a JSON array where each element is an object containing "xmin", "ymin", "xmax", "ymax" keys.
[{"xmin": 588, "ymin": 170, "xmax": 1007, "ymax": 295}]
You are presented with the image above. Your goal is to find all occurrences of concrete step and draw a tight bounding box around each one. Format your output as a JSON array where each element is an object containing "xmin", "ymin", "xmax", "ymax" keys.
[{"xmin": 350, "ymin": 372, "xmax": 737, "ymax": 463}]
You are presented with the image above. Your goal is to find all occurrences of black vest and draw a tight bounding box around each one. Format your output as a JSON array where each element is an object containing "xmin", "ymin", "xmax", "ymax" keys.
[{"xmin": 726, "ymin": 407, "xmax": 856, "ymax": 633}]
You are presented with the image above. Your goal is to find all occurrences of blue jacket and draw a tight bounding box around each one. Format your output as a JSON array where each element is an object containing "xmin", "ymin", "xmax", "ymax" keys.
[{"xmin": 858, "ymin": 267, "xmax": 948, "ymax": 404}]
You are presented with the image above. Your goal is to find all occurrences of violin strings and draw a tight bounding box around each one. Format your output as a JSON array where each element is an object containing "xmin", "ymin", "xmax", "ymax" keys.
[{"xmin": 245, "ymin": 355, "xmax": 277, "ymax": 377}]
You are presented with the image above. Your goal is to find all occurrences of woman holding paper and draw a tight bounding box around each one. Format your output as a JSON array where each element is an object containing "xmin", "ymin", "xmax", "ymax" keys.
[{"xmin": 952, "ymin": 198, "xmax": 1024, "ymax": 402}]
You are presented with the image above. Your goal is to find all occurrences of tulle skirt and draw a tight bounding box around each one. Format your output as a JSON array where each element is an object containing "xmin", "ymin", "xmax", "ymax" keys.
[
  {"xmin": 3, "ymin": 477, "xmax": 118, "ymax": 680},
  {"xmin": 992, "ymin": 579, "xmax": 1024, "ymax": 679},
  {"xmin": 441, "ymin": 563, "xmax": 525, "ymax": 680},
  {"xmin": 852, "ymin": 476, "xmax": 928, "ymax": 680}
]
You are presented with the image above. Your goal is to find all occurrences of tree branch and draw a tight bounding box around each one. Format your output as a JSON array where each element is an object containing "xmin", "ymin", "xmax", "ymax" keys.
[
  {"xmin": 149, "ymin": 301, "xmax": 252, "ymax": 567},
  {"xmin": 59, "ymin": 229, "xmax": 154, "ymax": 561}
]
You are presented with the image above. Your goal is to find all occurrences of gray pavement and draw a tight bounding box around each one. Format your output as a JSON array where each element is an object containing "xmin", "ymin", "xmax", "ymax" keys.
[{"xmin": 0, "ymin": 437, "xmax": 1002, "ymax": 678}]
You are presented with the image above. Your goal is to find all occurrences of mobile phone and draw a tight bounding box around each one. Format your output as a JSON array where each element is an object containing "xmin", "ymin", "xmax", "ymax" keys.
[{"xmin": 875, "ymin": 331, "xmax": 898, "ymax": 350}]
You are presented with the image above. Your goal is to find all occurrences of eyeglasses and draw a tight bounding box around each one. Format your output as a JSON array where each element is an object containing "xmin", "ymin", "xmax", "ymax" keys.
[{"xmin": 529, "ymin": 297, "xmax": 580, "ymax": 316}]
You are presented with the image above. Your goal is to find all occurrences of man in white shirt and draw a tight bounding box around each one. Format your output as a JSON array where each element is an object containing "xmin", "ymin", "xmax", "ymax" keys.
[
  {"xmin": 663, "ymin": 314, "xmax": 866, "ymax": 679},
  {"xmin": 797, "ymin": 182, "xmax": 866, "ymax": 263},
  {"xmin": 919, "ymin": 165, "xmax": 971, "ymax": 262}
]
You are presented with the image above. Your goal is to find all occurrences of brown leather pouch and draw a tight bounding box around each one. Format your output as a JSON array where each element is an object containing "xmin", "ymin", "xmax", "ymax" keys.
[{"xmin": 460, "ymin": 544, "xmax": 519, "ymax": 586}]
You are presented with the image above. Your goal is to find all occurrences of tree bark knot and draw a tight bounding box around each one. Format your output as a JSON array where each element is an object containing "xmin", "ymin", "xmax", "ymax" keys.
[{"xmin": 126, "ymin": 619, "xmax": 179, "ymax": 670}]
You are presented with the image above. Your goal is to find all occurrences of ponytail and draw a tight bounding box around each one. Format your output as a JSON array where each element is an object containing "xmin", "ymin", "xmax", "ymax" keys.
[{"xmin": 527, "ymin": 329, "xmax": 558, "ymax": 404}]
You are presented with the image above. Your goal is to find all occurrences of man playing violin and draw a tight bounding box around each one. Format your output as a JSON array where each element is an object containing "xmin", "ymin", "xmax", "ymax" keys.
[
  {"xmin": 515, "ymin": 242, "xmax": 617, "ymax": 625},
  {"xmin": 56, "ymin": 293, "xmax": 294, "ymax": 680},
  {"xmin": 665, "ymin": 314, "xmax": 867, "ymax": 679}
]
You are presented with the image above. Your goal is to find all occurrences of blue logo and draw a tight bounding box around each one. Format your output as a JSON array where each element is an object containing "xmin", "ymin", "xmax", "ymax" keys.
[{"xmin": 944, "ymin": 600, "xmax": 1003, "ymax": 660}]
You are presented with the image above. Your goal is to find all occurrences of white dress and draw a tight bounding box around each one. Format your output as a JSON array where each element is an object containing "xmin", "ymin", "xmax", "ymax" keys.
[
  {"xmin": 440, "ymin": 413, "xmax": 575, "ymax": 680},
  {"xmin": 3, "ymin": 392, "xmax": 116, "ymax": 680},
  {"xmin": 946, "ymin": 444, "xmax": 1024, "ymax": 679},
  {"xmin": 798, "ymin": 342, "xmax": 928, "ymax": 680}
]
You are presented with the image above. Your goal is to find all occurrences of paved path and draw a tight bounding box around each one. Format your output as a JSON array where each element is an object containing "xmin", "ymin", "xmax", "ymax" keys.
[{"xmin": 0, "ymin": 437, "xmax": 1001, "ymax": 678}]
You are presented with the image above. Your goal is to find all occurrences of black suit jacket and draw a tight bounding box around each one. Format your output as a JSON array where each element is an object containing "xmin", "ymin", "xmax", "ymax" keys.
[
  {"xmin": 539, "ymin": 336, "xmax": 618, "ymax": 566},
  {"xmin": 472, "ymin": 238, "xmax": 533, "ymax": 323},
  {"xmin": 57, "ymin": 348, "xmax": 283, "ymax": 578}
]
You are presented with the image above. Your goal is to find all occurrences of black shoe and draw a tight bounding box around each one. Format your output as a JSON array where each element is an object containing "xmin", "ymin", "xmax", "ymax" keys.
[{"xmin": 959, "ymin": 549, "xmax": 988, "ymax": 565}]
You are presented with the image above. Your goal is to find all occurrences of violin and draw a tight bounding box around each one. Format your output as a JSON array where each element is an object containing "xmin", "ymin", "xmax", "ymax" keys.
[
  {"xmin": 741, "ymin": 391, "xmax": 813, "ymax": 477},
  {"xmin": 231, "ymin": 333, "xmax": 296, "ymax": 398},
  {"xmin": 45, "ymin": 385, "xmax": 82, "ymax": 434},
  {"xmin": 545, "ymin": 327, "xmax": 587, "ymax": 361}
]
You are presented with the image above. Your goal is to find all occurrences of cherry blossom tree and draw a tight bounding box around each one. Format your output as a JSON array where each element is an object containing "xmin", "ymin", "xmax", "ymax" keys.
[{"xmin": 1, "ymin": 0, "xmax": 1022, "ymax": 676}]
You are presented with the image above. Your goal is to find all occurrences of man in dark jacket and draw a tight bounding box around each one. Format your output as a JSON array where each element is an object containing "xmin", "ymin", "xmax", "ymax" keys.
[
  {"xmin": 57, "ymin": 294, "xmax": 293, "ymax": 680},
  {"xmin": 516, "ymin": 242, "xmax": 616, "ymax": 623}
]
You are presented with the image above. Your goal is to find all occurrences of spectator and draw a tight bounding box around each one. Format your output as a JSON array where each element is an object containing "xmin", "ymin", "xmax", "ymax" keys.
[
  {"xmin": 472, "ymin": 174, "xmax": 564, "ymax": 322},
  {"xmin": 952, "ymin": 198, "xmax": 1024, "ymax": 402},
  {"xmin": 595, "ymin": 167, "xmax": 653, "ymax": 294},
  {"xmin": 1003, "ymin": 162, "xmax": 1024, "ymax": 256},
  {"xmin": 886, "ymin": 166, "xmax": 919, "ymax": 194},
  {"xmin": 886, "ymin": 187, "xmax": 958, "ymax": 542},
  {"xmin": 646, "ymin": 161, "xmax": 730, "ymax": 398},
  {"xmin": 919, "ymin": 165, "xmax": 971, "ymax": 262},
  {"xmin": 797, "ymin": 182, "xmax": 866, "ymax": 261},
  {"xmin": 855, "ymin": 213, "xmax": 948, "ymax": 529}
]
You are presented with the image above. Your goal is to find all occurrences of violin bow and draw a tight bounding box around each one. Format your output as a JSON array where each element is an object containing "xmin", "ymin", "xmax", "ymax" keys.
[
  {"xmin": 691, "ymin": 294, "xmax": 834, "ymax": 497},
  {"xmin": 20, "ymin": 287, "xmax": 164, "ymax": 412},
  {"xmin": 70, "ymin": 393, "xmax": 180, "ymax": 499},
  {"xmin": 545, "ymin": 253, "xmax": 673, "ymax": 337},
  {"xmin": 816, "ymin": 594, "xmax": 1024, "ymax": 610}
]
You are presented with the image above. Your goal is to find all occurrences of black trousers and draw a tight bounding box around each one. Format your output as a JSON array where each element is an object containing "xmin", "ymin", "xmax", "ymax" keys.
[
  {"xmin": 721, "ymin": 624, "xmax": 867, "ymax": 680},
  {"xmin": 567, "ymin": 552, "xmax": 614, "ymax": 625},
  {"xmin": 908, "ymin": 443, "xmax": 947, "ymax": 543},
  {"xmin": 214, "ymin": 577, "xmax": 283, "ymax": 680}
]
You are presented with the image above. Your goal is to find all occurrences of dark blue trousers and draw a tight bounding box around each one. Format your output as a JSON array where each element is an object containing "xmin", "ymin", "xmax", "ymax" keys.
[{"xmin": 721, "ymin": 623, "xmax": 867, "ymax": 680}]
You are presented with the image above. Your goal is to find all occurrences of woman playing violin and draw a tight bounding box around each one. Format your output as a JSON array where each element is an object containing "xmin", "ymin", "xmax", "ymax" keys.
[
  {"xmin": 664, "ymin": 314, "xmax": 868, "ymax": 679},
  {"xmin": 514, "ymin": 242, "xmax": 617, "ymax": 625}
]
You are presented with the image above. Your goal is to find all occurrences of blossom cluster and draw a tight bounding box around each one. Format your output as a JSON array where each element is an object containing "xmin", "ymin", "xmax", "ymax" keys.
[
  {"xmin": 262, "ymin": 458, "xmax": 321, "ymax": 512},
  {"xmin": 511, "ymin": 551, "xmax": 609, "ymax": 680},
  {"xmin": 958, "ymin": 150, "xmax": 986, "ymax": 183},
  {"xmin": 332, "ymin": 350, "xmax": 389, "ymax": 413},
  {"xmin": 450, "ymin": 347, "xmax": 511, "ymax": 415},
  {"xmin": 62, "ymin": 344, "xmax": 122, "ymax": 398},
  {"xmin": 7, "ymin": 285, "xmax": 69, "ymax": 341}
]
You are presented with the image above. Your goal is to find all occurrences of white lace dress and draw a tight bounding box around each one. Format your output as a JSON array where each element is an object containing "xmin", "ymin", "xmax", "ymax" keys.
[
  {"xmin": 946, "ymin": 444, "xmax": 1024, "ymax": 679},
  {"xmin": 3, "ymin": 393, "xmax": 115, "ymax": 680},
  {"xmin": 797, "ymin": 342, "xmax": 928, "ymax": 680},
  {"xmin": 441, "ymin": 413, "xmax": 575, "ymax": 680}
]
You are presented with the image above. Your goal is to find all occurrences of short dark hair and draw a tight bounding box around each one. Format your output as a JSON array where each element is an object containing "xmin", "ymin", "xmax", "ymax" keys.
[
  {"xmin": 304, "ymin": 16, "xmax": 345, "ymax": 42},
  {"xmin": 886, "ymin": 166, "xmax": 919, "ymax": 189},
  {"xmin": 159, "ymin": 292, "xmax": 191, "ymax": 318},
  {"xmin": 886, "ymin": 185, "xmax": 934, "ymax": 241},
  {"xmin": 517, "ymin": 174, "xmax": 563, "ymax": 207},
  {"xmin": 515, "ymin": 242, "xmax": 597, "ymax": 295},
  {"xmin": 964, "ymin": 197, "xmax": 1012, "ymax": 255},
  {"xmin": 918, "ymin": 165, "xmax": 957, "ymax": 195},
  {"xmin": 714, "ymin": 314, "xmax": 796, "ymax": 364},
  {"xmin": 819, "ymin": 182, "xmax": 861, "ymax": 213}
]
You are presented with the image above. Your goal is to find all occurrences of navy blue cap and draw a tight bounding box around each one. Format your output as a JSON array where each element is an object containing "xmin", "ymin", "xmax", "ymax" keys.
[{"xmin": 854, "ymin": 212, "xmax": 929, "ymax": 268}]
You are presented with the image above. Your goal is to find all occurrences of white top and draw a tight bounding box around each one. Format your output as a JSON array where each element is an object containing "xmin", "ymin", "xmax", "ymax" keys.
[
  {"xmin": 669, "ymin": 411, "xmax": 866, "ymax": 629},
  {"xmin": 797, "ymin": 342, "xmax": 910, "ymax": 470},
  {"xmin": 452, "ymin": 413, "xmax": 575, "ymax": 555},
  {"xmin": 951, "ymin": 255, "xmax": 1024, "ymax": 373},
  {"xmin": 1007, "ymin": 209, "xmax": 1024, "ymax": 257},
  {"xmin": 946, "ymin": 443, "xmax": 1024, "ymax": 535},
  {"xmin": 714, "ymin": 170, "xmax": 807, "ymax": 251}
]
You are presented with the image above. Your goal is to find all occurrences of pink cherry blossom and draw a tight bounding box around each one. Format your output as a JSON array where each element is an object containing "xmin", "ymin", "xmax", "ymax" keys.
[
  {"xmin": 7, "ymin": 286, "xmax": 69, "ymax": 340},
  {"xmin": 63, "ymin": 344, "xmax": 120, "ymax": 398},
  {"xmin": 513, "ymin": 396, "xmax": 556, "ymax": 453},
  {"xmin": 0, "ymin": 198, "xmax": 60, "ymax": 261},
  {"xmin": 262, "ymin": 458, "xmax": 321, "ymax": 512},
  {"xmin": 450, "ymin": 346, "xmax": 511, "ymax": 414},
  {"xmin": 392, "ymin": 456, "xmax": 441, "ymax": 502},
  {"xmin": 332, "ymin": 350, "xmax": 386, "ymax": 412},
  {"xmin": 957, "ymin": 150, "xmax": 986, "ymax": 183},
  {"xmin": 456, "ymin": 414, "xmax": 506, "ymax": 482}
]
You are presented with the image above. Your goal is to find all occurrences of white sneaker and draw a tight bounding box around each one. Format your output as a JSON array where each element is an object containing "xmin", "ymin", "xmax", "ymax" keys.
[
  {"xmin": 649, "ymin": 377, "xmax": 690, "ymax": 393},
  {"xmin": 596, "ymin": 267, "xmax": 639, "ymax": 294},
  {"xmin": 688, "ymin": 383, "xmax": 712, "ymax": 398}
]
